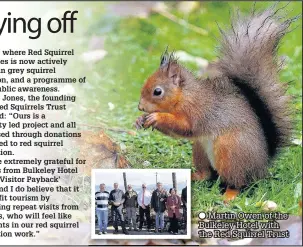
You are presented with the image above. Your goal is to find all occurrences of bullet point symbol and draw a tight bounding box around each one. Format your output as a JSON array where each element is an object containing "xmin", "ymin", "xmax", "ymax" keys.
[{"xmin": 198, "ymin": 212, "xmax": 206, "ymax": 219}]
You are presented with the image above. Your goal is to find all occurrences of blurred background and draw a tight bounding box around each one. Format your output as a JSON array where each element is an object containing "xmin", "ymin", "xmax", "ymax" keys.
[{"xmin": 57, "ymin": 1, "xmax": 301, "ymax": 217}]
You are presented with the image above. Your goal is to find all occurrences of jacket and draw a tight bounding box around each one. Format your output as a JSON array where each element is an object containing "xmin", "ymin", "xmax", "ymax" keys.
[
  {"xmin": 109, "ymin": 189, "xmax": 125, "ymax": 208},
  {"xmin": 151, "ymin": 189, "xmax": 167, "ymax": 213},
  {"xmin": 124, "ymin": 190, "xmax": 138, "ymax": 208},
  {"xmin": 166, "ymin": 195, "xmax": 181, "ymax": 219}
]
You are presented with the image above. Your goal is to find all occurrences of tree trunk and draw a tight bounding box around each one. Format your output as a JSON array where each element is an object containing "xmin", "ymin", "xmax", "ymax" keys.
[
  {"xmin": 172, "ymin": 172, "xmax": 177, "ymax": 193},
  {"xmin": 123, "ymin": 172, "xmax": 127, "ymax": 191}
]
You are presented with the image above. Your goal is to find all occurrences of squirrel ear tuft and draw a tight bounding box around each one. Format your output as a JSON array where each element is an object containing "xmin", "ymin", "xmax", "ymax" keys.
[
  {"xmin": 160, "ymin": 47, "xmax": 183, "ymax": 85},
  {"xmin": 160, "ymin": 46, "xmax": 169, "ymax": 68}
]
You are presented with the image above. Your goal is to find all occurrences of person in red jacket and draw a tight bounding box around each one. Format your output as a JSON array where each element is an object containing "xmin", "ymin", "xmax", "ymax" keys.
[{"xmin": 166, "ymin": 188, "xmax": 181, "ymax": 234}]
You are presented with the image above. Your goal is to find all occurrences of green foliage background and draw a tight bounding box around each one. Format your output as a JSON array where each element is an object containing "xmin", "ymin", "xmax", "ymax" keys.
[{"xmin": 63, "ymin": 1, "xmax": 302, "ymax": 216}]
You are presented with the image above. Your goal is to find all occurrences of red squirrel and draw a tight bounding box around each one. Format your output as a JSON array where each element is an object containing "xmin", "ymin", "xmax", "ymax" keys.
[{"xmin": 135, "ymin": 5, "xmax": 298, "ymax": 201}]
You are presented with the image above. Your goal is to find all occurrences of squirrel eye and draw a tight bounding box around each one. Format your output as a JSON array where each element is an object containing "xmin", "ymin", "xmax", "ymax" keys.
[{"xmin": 153, "ymin": 87, "xmax": 163, "ymax": 96}]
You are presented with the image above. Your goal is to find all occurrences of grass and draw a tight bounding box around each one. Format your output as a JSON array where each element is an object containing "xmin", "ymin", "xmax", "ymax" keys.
[{"xmin": 66, "ymin": 1, "xmax": 302, "ymax": 217}]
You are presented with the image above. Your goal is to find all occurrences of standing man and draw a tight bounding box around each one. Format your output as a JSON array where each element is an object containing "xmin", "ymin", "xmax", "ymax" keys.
[
  {"xmin": 124, "ymin": 184, "xmax": 138, "ymax": 231},
  {"xmin": 108, "ymin": 183, "xmax": 129, "ymax": 235},
  {"xmin": 95, "ymin": 183, "xmax": 109, "ymax": 234},
  {"xmin": 137, "ymin": 183, "xmax": 152, "ymax": 232},
  {"xmin": 151, "ymin": 182, "xmax": 167, "ymax": 233}
]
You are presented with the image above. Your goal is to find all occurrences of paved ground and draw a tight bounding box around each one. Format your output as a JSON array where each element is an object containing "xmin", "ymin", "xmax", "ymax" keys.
[{"xmin": 95, "ymin": 224, "xmax": 187, "ymax": 236}]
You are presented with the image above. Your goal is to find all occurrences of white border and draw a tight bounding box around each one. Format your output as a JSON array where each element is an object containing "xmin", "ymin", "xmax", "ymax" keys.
[{"xmin": 91, "ymin": 168, "xmax": 191, "ymax": 240}]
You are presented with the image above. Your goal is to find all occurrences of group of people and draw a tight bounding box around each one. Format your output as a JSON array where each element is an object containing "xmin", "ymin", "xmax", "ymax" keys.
[{"xmin": 95, "ymin": 182, "xmax": 187, "ymax": 235}]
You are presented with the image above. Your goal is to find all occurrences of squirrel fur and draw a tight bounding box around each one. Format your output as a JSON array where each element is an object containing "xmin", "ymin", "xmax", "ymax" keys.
[{"xmin": 135, "ymin": 5, "xmax": 298, "ymax": 200}]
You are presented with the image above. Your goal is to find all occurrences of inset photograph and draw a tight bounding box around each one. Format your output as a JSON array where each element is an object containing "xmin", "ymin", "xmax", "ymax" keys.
[{"xmin": 91, "ymin": 169, "xmax": 191, "ymax": 239}]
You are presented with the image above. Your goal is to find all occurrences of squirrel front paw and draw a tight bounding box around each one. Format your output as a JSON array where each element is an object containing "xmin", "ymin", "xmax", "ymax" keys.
[
  {"xmin": 143, "ymin": 113, "xmax": 160, "ymax": 130},
  {"xmin": 134, "ymin": 114, "xmax": 147, "ymax": 130}
]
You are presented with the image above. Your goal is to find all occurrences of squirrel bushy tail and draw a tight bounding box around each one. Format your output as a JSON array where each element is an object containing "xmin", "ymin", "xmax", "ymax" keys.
[{"xmin": 215, "ymin": 4, "xmax": 300, "ymax": 157}]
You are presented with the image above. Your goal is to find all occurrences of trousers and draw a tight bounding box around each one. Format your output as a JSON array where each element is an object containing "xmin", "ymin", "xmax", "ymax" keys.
[
  {"xmin": 126, "ymin": 207, "xmax": 137, "ymax": 229},
  {"xmin": 155, "ymin": 212, "xmax": 164, "ymax": 229},
  {"xmin": 96, "ymin": 209, "xmax": 108, "ymax": 232},
  {"xmin": 139, "ymin": 206, "xmax": 151, "ymax": 229},
  {"xmin": 111, "ymin": 206, "xmax": 126, "ymax": 231}
]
